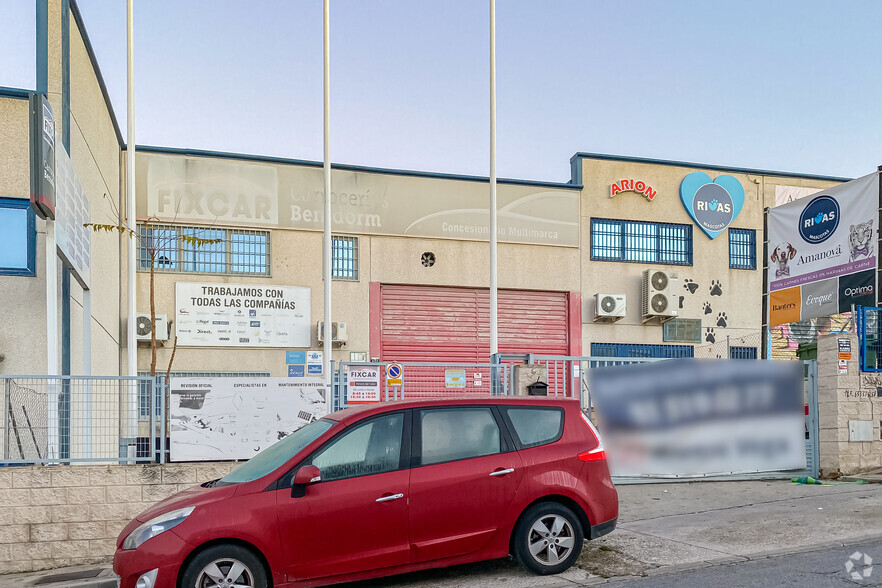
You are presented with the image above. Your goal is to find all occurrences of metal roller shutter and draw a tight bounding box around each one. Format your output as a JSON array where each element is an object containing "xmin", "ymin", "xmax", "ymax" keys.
[{"xmin": 379, "ymin": 285, "xmax": 571, "ymax": 362}]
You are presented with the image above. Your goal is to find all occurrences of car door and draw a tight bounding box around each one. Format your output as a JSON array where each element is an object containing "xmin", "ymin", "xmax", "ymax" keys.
[
  {"xmin": 277, "ymin": 411, "xmax": 412, "ymax": 581},
  {"xmin": 408, "ymin": 406, "xmax": 523, "ymax": 562}
]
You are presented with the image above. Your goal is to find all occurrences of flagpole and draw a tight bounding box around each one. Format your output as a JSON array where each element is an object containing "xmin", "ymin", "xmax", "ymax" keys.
[
  {"xmin": 126, "ymin": 0, "xmax": 137, "ymax": 378},
  {"xmin": 489, "ymin": 0, "xmax": 498, "ymax": 357},
  {"xmin": 322, "ymin": 0, "xmax": 333, "ymax": 413}
]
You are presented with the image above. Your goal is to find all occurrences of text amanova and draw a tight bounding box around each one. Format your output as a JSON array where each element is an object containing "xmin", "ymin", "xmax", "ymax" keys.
[{"xmin": 175, "ymin": 282, "xmax": 310, "ymax": 347}]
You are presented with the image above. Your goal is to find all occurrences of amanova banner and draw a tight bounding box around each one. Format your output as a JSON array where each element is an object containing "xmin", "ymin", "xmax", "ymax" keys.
[{"xmin": 768, "ymin": 172, "xmax": 879, "ymax": 325}]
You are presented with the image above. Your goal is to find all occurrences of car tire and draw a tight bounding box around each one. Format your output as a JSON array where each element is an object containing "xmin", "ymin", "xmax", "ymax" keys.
[
  {"xmin": 513, "ymin": 502, "xmax": 584, "ymax": 575},
  {"xmin": 181, "ymin": 543, "xmax": 269, "ymax": 588}
]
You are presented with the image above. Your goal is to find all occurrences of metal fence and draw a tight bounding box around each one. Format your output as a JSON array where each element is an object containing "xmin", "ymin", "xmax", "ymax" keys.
[
  {"xmin": 2, "ymin": 353, "xmax": 788, "ymax": 467},
  {"xmin": 1, "ymin": 375, "xmax": 162, "ymax": 465}
]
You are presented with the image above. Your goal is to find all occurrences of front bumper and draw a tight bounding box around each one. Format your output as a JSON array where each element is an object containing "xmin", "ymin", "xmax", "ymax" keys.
[
  {"xmin": 588, "ymin": 517, "xmax": 617, "ymax": 540},
  {"xmin": 113, "ymin": 529, "xmax": 190, "ymax": 588}
]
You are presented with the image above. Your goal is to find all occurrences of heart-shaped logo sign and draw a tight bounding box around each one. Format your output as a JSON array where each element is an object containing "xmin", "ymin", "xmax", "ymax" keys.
[{"xmin": 679, "ymin": 172, "xmax": 745, "ymax": 239}]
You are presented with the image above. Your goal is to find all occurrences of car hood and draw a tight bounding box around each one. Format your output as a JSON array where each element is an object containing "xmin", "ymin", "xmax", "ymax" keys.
[{"xmin": 135, "ymin": 482, "xmax": 239, "ymax": 523}]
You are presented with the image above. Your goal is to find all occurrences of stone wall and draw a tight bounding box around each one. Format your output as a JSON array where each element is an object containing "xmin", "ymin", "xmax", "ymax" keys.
[
  {"xmin": 818, "ymin": 333, "xmax": 882, "ymax": 477},
  {"xmin": 0, "ymin": 462, "xmax": 236, "ymax": 574}
]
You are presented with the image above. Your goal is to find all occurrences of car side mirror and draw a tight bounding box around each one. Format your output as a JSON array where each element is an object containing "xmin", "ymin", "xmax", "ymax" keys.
[{"xmin": 291, "ymin": 465, "xmax": 321, "ymax": 498}]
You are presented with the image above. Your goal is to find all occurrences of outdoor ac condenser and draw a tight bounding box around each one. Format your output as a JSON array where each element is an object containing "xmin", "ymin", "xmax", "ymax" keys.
[
  {"xmin": 317, "ymin": 321, "xmax": 349, "ymax": 343},
  {"xmin": 641, "ymin": 270, "xmax": 678, "ymax": 324},
  {"xmin": 135, "ymin": 313, "xmax": 170, "ymax": 342}
]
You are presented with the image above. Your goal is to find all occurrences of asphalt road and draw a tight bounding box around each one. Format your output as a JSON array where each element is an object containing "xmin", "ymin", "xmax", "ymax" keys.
[{"xmin": 606, "ymin": 537, "xmax": 882, "ymax": 587}]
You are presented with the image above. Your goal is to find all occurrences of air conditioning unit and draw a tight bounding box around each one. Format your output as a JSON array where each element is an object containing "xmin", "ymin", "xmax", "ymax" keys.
[
  {"xmin": 642, "ymin": 269, "xmax": 678, "ymax": 324},
  {"xmin": 136, "ymin": 313, "xmax": 170, "ymax": 342},
  {"xmin": 594, "ymin": 293, "xmax": 626, "ymax": 322},
  {"xmin": 317, "ymin": 321, "xmax": 349, "ymax": 343}
]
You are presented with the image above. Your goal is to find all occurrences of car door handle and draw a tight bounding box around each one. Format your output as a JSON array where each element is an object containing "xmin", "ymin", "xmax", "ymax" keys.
[
  {"xmin": 375, "ymin": 493, "xmax": 404, "ymax": 503},
  {"xmin": 489, "ymin": 468, "xmax": 515, "ymax": 477}
]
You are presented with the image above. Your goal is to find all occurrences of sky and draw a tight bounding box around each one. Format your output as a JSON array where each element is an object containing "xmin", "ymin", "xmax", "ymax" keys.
[{"xmin": 1, "ymin": 0, "xmax": 880, "ymax": 183}]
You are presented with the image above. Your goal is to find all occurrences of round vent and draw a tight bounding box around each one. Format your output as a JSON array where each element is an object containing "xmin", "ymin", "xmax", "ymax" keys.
[
  {"xmin": 650, "ymin": 293, "xmax": 668, "ymax": 314},
  {"xmin": 650, "ymin": 271, "xmax": 669, "ymax": 291},
  {"xmin": 421, "ymin": 252, "xmax": 436, "ymax": 267},
  {"xmin": 136, "ymin": 316, "xmax": 152, "ymax": 336},
  {"xmin": 600, "ymin": 296, "xmax": 617, "ymax": 314}
]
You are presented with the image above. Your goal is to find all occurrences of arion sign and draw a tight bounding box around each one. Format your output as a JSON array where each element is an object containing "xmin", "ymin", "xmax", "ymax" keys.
[{"xmin": 610, "ymin": 179, "xmax": 657, "ymax": 201}]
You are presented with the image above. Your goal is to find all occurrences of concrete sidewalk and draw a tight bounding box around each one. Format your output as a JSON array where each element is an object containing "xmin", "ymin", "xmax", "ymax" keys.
[{"xmin": 2, "ymin": 479, "xmax": 880, "ymax": 587}]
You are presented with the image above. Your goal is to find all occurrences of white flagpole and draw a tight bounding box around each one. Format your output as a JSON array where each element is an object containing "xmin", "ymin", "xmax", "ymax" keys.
[
  {"xmin": 489, "ymin": 0, "xmax": 498, "ymax": 357},
  {"xmin": 323, "ymin": 0, "xmax": 333, "ymax": 413},
  {"xmin": 126, "ymin": 0, "xmax": 137, "ymax": 379}
]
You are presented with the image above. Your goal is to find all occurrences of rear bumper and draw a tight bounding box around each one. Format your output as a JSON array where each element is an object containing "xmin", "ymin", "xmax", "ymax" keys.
[{"xmin": 588, "ymin": 517, "xmax": 616, "ymax": 540}]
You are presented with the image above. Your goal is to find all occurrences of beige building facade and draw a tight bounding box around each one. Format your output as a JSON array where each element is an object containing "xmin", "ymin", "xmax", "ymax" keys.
[{"xmin": 0, "ymin": 2, "xmax": 851, "ymax": 381}]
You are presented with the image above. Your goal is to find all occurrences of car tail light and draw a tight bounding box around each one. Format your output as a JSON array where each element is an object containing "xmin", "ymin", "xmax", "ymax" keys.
[{"xmin": 578, "ymin": 411, "xmax": 607, "ymax": 462}]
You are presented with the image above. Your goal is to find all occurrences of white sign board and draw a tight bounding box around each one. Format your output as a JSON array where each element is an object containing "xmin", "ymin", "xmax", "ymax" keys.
[
  {"xmin": 175, "ymin": 282, "xmax": 310, "ymax": 347},
  {"xmin": 346, "ymin": 365, "xmax": 381, "ymax": 404},
  {"xmin": 54, "ymin": 131, "xmax": 91, "ymax": 287},
  {"xmin": 774, "ymin": 185, "xmax": 820, "ymax": 208},
  {"xmin": 169, "ymin": 377, "xmax": 327, "ymax": 461}
]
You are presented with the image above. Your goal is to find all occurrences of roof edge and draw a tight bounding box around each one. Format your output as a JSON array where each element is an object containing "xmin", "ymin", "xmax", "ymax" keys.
[
  {"xmin": 133, "ymin": 145, "xmax": 583, "ymax": 190},
  {"xmin": 570, "ymin": 152, "xmax": 852, "ymax": 183}
]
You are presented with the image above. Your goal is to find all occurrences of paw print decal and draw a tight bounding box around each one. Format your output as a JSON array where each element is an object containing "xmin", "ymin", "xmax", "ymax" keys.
[
  {"xmin": 815, "ymin": 212, "xmax": 825, "ymax": 224},
  {"xmin": 705, "ymin": 328, "xmax": 716, "ymax": 344},
  {"xmin": 709, "ymin": 280, "xmax": 723, "ymax": 296},
  {"xmin": 703, "ymin": 302, "xmax": 713, "ymax": 315},
  {"xmin": 716, "ymin": 312, "xmax": 728, "ymax": 328},
  {"xmin": 683, "ymin": 279, "xmax": 699, "ymax": 294},
  {"xmin": 709, "ymin": 199, "xmax": 719, "ymax": 211}
]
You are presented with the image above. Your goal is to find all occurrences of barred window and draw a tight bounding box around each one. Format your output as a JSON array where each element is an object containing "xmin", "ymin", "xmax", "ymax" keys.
[
  {"xmin": 332, "ymin": 235, "xmax": 359, "ymax": 281},
  {"xmin": 663, "ymin": 318, "xmax": 702, "ymax": 343},
  {"xmin": 729, "ymin": 228, "xmax": 756, "ymax": 270},
  {"xmin": 729, "ymin": 346, "xmax": 758, "ymax": 359},
  {"xmin": 591, "ymin": 218, "xmax": 692, "ymax": 266},
  {"xmin": 138, "ymin": 224, "xmax": 270, "ymax": 276},
  {"xmin": 590, "ymin": 343, "xmax": 694, "ymax": 358}
]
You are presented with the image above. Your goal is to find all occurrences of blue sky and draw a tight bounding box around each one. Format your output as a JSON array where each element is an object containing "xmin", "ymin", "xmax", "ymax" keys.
[{"xmin": 1, "ymin": 1, "xmax": 880, "ymax": 182}]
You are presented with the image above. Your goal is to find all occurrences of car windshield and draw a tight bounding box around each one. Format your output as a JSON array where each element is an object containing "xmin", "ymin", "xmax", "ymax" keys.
[{"xmin": 219, "ymin": 418, "xmax": 335, "ymax": 484}]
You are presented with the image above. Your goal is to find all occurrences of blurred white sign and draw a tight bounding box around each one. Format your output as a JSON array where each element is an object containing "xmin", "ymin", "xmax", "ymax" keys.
[
  {"xmin": 54, "ymin": 131, "xmax": 91, "ymax": 287},
  {"xmin": 590, "ymin": 359, "xmax": 806, "ymax": 478}
]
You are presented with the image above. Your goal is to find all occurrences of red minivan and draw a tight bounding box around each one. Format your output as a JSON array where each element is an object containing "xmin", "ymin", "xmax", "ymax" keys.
[{"xmin": 113, "ymin": 398, "xmax": 618, "ymax": 588}]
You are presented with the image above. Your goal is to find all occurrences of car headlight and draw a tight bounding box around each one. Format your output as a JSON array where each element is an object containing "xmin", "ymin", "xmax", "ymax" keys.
[{"xmin": 123, "ymin": 506, "xmax": 194, "ymax": 550}]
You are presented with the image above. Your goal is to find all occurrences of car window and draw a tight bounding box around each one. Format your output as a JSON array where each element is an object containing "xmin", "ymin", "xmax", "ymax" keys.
[
  {"xmin": 419, "ymin": 408, "xmax": 500, "ymax": 466},
  {"xmin": 220, "ymin": 418, "xmax": 334, "ymax": 484},
  {"xmin": 505, "ymin": 407, "xmax": 563, "ymax": 448},
  {"xmin": 310, "ymin": 413, "xmax": 404, "ymax": 482}
]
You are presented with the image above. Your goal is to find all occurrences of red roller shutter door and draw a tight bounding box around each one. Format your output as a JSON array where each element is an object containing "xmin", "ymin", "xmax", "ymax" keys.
[{"xmin": 379, "ymin": 285, "xmax": 571, "ymax": 362}]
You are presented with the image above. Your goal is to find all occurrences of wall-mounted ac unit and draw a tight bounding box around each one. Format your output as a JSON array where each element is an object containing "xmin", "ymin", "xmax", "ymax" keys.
[
  {"xmin": 594, "ymin": 293, "xmax": 626, "ymax": 322},
  {"xmin": 318, "ymin": 321, "xmax": 349, "ymax": 343},
  {"xmin": 642, "ymin": 269, "xmax": 678, "ymax": 324},
  {"xmin": 136, "ymin": 313, "xmax": 170, "ymax": 342}
]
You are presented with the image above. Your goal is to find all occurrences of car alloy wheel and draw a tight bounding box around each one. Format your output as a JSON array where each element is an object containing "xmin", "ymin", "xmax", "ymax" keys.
[
  {"xmin": 195, "ymin": 557, "xmax": 256, "ymax": 588},
  {"xmin": 528, "ymin": 514, "xmax": 575, "ymax": 566},
  {"xmin": 513, "ymin": 502, "xmax": 584, "ymax": 575}
]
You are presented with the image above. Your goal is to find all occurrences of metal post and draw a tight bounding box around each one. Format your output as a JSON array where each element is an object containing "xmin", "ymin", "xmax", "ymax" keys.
[
  {"xmin": 3, "ymin": 379, "xmax": 9, "ymax": 460},
  {"xmin": 126, "ymin": 0, "xmax": 137, "ymax": 378},
  {"xmin": 159, "ymin": 375, "xmax": 166, "ymax": 464},
  {"xmin": 322, "ymin": 0, "xmax": 333, "ymax": 416},
  {"xmin": 489, "ymin": 0, "xmax": 498, "ymax": 358}
]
